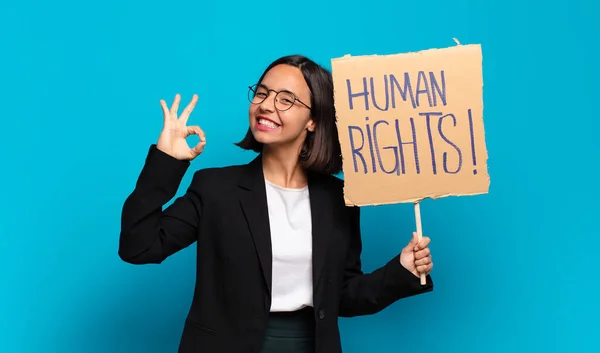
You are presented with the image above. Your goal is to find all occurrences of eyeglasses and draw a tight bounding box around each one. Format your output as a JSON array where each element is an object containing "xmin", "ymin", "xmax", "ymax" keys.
[{"xmin": 248, "ymin": 84, "xmax": 311, "ymax": 111}]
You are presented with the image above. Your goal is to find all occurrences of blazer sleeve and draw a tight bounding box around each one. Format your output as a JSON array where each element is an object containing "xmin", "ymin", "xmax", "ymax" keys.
[
  {"xmin": 118, "ymin": 144, "xmax": 202, "ymax": 265},
  {"xmin": 338, "ymin": 206, "xmax": 433, "ymax": 317}
]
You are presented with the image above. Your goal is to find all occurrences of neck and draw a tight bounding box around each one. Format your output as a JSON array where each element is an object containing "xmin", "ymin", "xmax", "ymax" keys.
[{"xmin": 262, "ymin": 143, "xmax": 307, "ymax": 189}]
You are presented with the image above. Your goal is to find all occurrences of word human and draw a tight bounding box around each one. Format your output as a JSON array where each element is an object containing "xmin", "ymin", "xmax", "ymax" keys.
[{"xmin": 345, "ymin": 70, "xmax": 447, "ymax": 111}]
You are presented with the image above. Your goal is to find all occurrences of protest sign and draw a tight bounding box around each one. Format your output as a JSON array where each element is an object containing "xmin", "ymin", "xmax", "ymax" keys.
[
  {"xmin": 331, "ymin": 43, "xmax": 490, "ymax": 284},
  {"xmin": 332, "ymin": 43, "xmax": 489, "ymax": 206}
]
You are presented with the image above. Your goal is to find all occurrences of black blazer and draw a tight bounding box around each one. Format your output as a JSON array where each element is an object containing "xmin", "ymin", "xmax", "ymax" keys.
[{"xmin": 119, "ymin": 145, "xmax": 433, "ymax": 353}]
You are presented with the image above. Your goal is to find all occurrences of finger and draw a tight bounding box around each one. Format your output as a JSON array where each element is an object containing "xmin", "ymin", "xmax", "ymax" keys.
[
  {"xmin": 191, "ymin": 140, "xmax": 206, "ymax": 157},
  {"xmin": 186, "ymin": 126, "xmax": 206, "ymax": 141},
  {"xmin": 415, "ymin": 255, "xmax": 432, "ymax": 266},
  {"xmin": 411, "ymin": 232, "xmax": 418, "ymax": 246},
  {"xmin": 414, "ymin": 247, "xmax": 430, "ymax": 260},
  {"xmin": 170, "ymin": 94, "xmax": 181, "ymax": 116},
  {"xmin": 415, "ymin": 236, "xmax": 430, "ymax": 251},
  {"xmin": 180, "ymin": 94, "xmax": 198, "ymax": 124},
  {"xmin": 416, "ymin": 263, "xmax": 433, "ymax": 274},
  {"xmin": 186, "ymin": 125, "xmax": 206, "ymax": 158},
  {"xmin": 160, "ymin": 99, "xmax": 170, "ymax": 121}
]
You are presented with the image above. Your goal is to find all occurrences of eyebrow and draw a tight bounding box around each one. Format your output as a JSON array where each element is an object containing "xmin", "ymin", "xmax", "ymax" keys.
[{"xmin": 258, "ymin": 83, "xmax": 296, "ymax": 96}]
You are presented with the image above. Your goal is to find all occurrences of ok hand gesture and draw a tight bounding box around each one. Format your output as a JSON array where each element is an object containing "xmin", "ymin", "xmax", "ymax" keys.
[{"xmin": 157, "ymin": 94, "xmax": 206, "ymax": 161}]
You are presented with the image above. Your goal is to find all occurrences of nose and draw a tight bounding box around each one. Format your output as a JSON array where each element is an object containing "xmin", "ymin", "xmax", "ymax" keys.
[{"xmin": 259, "ymin": 91, "xmax": 276, "ymax": 112}]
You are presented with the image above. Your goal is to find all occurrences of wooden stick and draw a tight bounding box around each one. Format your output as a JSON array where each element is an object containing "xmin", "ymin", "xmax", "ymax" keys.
[{"xmin": 414, "ymin": 201, "xmax": 427, "ymax": 285}]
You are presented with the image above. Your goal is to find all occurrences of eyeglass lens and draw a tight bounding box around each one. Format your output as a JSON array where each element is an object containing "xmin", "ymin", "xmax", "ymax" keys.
[{"xmin": 250, "ymin": 86, "xmax": 296, "ymax": 111}]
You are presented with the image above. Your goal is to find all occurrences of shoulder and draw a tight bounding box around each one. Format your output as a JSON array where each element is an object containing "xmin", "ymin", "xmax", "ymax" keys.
[
  {"xmin": 187, "ymin": 161, "xmax": 250, "ymax": 193},
  {"xmin": 325, "ymin": 174, "xmax": 345, "ymax": 191},
  {"xmin": 191, "ymin": 163, "xmax": 246, "ymax": 183},
  {"xmin": 310, "ymin": 173, "xmax": 357, "ymax": 209},
  {"xmin": 192, "ymin": 163, "xmax": 246, "ymax": 180},
  {"xmin": 310, "ymin": 171, "xmax": 344, "ymax": 190},
  {"xmin": 317, "ymin": 173, "xmax": 361, "ymax": 215}
]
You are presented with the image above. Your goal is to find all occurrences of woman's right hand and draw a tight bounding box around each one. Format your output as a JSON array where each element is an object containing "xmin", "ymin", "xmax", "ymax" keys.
[{"xmin": 157, "ymin": 93, "xmax": 206, "ymax": 161}]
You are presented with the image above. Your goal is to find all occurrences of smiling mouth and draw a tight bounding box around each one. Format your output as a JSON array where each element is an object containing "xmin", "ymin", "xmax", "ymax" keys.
[{"xmin": 258, "ymin": 118, "xmax": 280, "ymax": 129}]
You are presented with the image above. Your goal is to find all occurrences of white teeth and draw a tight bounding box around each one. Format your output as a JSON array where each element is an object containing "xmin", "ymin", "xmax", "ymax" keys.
[{"xmin": 259, "ymin": 118, "xmax": 279, "ymax": 128}]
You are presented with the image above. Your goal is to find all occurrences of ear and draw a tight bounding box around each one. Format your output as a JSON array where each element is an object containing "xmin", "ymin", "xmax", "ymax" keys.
[{"xmin": 306, "ymin": 118, "xmax": 316, "ymax": 132}]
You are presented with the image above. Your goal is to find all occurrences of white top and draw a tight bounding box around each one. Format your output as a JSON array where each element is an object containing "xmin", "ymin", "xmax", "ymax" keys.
[{"xmin": 264, "ymin": 179, "xmax": 313, "ymax": 312}]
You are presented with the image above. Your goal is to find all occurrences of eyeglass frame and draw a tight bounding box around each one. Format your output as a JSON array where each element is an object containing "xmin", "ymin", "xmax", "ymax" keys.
[{"xmin": 248, "ymin": 84, "xmax": 312, "ymax": 111}]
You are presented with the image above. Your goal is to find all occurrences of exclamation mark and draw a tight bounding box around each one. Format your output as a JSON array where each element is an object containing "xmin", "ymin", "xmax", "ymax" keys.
[{"xmin": 468, "ymin": 109, "xmax": 478, "ymax": 175}]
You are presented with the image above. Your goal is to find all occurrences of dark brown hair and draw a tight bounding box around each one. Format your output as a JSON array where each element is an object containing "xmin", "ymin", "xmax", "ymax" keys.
[{"xmin": 235, "ymin": 54, "xmax": 342, "ymax": 175}]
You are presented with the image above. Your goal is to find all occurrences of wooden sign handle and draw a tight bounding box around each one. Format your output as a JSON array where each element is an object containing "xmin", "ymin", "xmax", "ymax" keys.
[{"xmin": 414, "ymin": 202, "xmax": 427, "ymax": 285}]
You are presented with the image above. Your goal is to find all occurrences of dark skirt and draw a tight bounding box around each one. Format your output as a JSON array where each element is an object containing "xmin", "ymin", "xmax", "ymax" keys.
[{"xmin": 258, "ymin": 306, "xmax": 316, "ymax": 353}]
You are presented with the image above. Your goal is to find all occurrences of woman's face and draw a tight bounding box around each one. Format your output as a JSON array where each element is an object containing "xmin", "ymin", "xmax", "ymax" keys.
[{"xmin": 248, "ymin": 64, "xmax": 314, "ymax": 149}]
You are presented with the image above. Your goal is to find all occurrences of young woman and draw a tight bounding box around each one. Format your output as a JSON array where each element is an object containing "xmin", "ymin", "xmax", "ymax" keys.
[{"xmin": 119, "ymin": 55, "xmax": 434, "ymax": 353}]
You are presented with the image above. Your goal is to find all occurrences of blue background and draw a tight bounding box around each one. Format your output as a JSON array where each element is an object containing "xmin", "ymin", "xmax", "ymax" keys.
[{"xmin": 1, "ymin": 0, "xmax": 598, "ymax": 352}]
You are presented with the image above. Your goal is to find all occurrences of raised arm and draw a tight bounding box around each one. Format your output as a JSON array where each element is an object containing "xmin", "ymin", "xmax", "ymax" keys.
[
  {"xmin": 119, "ymin": 145, "xmax": 202, "ymax": 264},
  {"xmin": 338, "ymin": 206, "xmax": 434, "ymax": 317},
  {"xmin": 118, "ymin": 93, "xmax": 207, "ymax": 264}
]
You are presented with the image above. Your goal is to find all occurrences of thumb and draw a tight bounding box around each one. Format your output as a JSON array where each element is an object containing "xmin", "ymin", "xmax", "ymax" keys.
[{"xmin": 407, "ymin": 232, "xmax": 418, "ymax": 248}]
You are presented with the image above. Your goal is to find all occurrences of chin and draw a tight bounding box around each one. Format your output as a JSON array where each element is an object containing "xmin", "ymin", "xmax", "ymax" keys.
[
  {"xmin": 250, "ymin": 127, "xmax": 271, "ymax": 144},
  {"xmin": 254, "ymin": 135, "xmax": 277, "ymax": 146}
]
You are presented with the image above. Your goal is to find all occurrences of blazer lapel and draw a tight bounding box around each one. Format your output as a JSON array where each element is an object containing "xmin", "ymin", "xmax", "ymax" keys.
[
  {"xmin": 238, "ymin": 154, "xmax": 273, "ymax": 295},
  {"xmin": 308, "ymin": 173, "xmax": 333, "ymax": 291}
]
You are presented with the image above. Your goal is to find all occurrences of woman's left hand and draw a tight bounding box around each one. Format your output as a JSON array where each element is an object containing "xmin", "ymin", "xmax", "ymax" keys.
[{"xmin": 400, "ymin": 232, "xmax": 433, "ymax": 278}]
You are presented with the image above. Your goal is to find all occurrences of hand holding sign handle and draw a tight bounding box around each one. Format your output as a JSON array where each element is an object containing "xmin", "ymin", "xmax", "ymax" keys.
[
  {"xmin": 400, "ymin": 201, "xmax": 432, "ymax": 284},
  {"xmin": 414, "ymin": 202, "xmax": 427, "ymax": 285}
]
